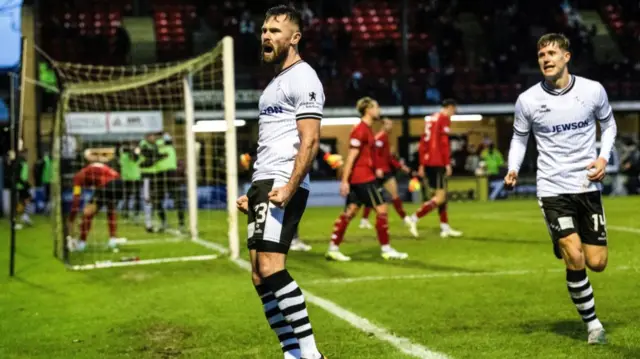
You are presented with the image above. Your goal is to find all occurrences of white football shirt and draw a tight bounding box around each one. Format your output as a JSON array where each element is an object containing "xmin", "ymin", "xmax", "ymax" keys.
[
  {"xmin": 252, "ymin": 60, "xmax": 325, "ymax": 190},
  {"xmin": 508, "ymin": 75, "xmax": 617, "ymax": 197}
]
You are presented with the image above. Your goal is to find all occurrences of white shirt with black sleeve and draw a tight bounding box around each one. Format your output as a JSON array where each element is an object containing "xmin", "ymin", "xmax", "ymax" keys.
[
  {"xmin": 252, "ymin": 61, "xmax": 325, "ymax": 190},
  {"xmin": 507, "ymin": 75, "xmax": 617, "ymax": 197}
]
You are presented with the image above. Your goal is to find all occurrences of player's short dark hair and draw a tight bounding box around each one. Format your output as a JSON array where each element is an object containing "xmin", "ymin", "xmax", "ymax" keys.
[
  {"xmin": 442, "ymin": 98, "xmax": 457, "ymax": 108},
  {"xmin": 537, "ymin": 33, "xmax": 570, "ymax": 51},
  {"xmin": 265, "ymin": 4, "xmax": 303, "ymax": 33}
]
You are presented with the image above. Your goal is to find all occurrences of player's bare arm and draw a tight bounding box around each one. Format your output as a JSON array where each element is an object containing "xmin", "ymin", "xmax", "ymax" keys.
[
  {"xmin": 340, "ymin": 148, "xmax": 359, "ymax": 197},
  {"xmin": 236, "ymin": 195, "xmax": 249, "ymax": 214},
  {"xmin": 587, "ymin": 97, "xmax": 617, "ymax": 182},
  {"xmin": 506, "ymin": 97, "xmax": 530, "ymax": 190},
  {"xmin": 268, "ymin": 118, "xmax": 320, "ymax": 208}
]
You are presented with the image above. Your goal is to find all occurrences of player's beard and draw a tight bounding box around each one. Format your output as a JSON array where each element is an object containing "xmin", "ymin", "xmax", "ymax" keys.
[{"xmin": 261, "ymin": 43, "xmax": 289, "ymax": 65}]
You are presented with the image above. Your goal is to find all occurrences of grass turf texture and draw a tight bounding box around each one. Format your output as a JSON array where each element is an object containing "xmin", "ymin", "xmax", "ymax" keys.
[{"xmin": 1, "ymin": 197, "xmax": 639, "ymax": 358}]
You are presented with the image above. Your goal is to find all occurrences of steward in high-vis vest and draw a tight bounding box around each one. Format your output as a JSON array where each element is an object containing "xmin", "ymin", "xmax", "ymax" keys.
[
  {"xmin": 118, "ymin": 142, "xmax": 142, "ymax": 220},
  {"xmin": 155, "ymin": 133, "xmax": 185, "ymax": 231},
  {"xmin": 137, "ymin": 132, "xmax": 164, "ymax": 233}
]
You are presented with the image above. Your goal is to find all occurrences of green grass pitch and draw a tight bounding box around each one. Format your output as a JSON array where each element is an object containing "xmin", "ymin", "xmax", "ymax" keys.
[{"xmin": 1, "ymin": 197, "xmax": 639, "ymax": 358}]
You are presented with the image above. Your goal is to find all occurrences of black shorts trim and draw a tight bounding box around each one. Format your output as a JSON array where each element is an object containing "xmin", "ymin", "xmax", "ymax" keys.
[
  {"xmin": 538, "ymin": 191, "xmax": 608, "ymax": 257},
  {"xmin": 346, "ymin": 181, "xmax": 385, "ymax": 208},
  {"xmin": 246, "ymin": 179, "xmax": 309, "ymax": 254},
  {"xmin": 378, "ymin": 171, "xmax": 395, "ymax": 186},
  {"xmin": 92, "ymin": 179, "xmax": 125, "ymax": 207},
  {"xmin": 424, "ymin": 166, "xmax": 446, "ymax": 190},
  {"xmin": 420, "ymin": 166, "xmax": 446, "ymax": 201}
]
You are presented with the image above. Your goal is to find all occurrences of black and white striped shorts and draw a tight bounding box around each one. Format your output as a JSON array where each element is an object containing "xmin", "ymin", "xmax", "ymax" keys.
[{"xmin": 246, "ymin": 179, "xmax": 309, "ymax": 254}]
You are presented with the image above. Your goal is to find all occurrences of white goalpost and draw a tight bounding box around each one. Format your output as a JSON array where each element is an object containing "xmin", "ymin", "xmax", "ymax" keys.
[
  {"xmin": 44, "ymin": 36, "xmax": 240, "ymax": 269},
  {"xmin": 222, "ymin": 36, "xmax": 240, "ymax": 260}
]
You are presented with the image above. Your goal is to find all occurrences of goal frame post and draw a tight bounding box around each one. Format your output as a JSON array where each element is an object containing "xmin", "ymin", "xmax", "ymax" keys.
[
  {"xmin": 47, "ymin": 37, "xmax": 239, "ymax": 267},
  {"xmin": 222, "ymin": 36, "xmax": 239, "ymax": 260}
]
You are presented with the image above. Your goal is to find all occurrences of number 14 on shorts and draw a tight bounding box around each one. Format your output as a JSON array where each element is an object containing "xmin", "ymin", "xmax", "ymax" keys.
[{"xmin": 592, "ymin": 213, "xmax": 606, "ymax": 239}]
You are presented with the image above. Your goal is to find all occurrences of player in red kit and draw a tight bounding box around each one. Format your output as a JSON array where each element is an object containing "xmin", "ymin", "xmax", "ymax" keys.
[
  {"xmin": 66, "ymin": 156, "xmax": 128, "ymax": 252},
  {"xmin": 359, "ymin": 118, "xmax": 418, "ymax": 237},
  {"xmin": 326, "ymin": 97, "xmax": 409, "ymax": 261},
  {"xmin": 409, "ymin": 99, "xmax": 463, "ymax": 238}
]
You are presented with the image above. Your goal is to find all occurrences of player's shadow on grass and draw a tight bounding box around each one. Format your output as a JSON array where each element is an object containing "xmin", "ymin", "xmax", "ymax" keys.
[
  {"xmin": 523, "ymin": 319, "xmax": 640, "ymax": 358},
  {"xmin": 287, "ymin": 252, "xmax": 362, "ymax": 278},
  {"xmin": 337, "ymin": 248, "xmax": 485, "ymax": 272},
  {"xmin": 11, "ymin": 276, "xmax": 62, "ymax": 295}
]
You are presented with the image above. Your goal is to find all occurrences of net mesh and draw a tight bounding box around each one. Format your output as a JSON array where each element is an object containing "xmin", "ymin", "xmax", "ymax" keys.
[{"xmin": 48, "ymin": 40, "xmax": 235, "ymax": 269}]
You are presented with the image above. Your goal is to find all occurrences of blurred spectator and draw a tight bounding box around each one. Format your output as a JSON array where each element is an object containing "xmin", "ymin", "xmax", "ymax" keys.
[
  {"xmin": 620, "ymin": 139, "xmax": 640, "ymax": 195},
  {"xmin": 239, "ymin": 10, "xmax": 255, "ymax": 34},
  {"xmin": 425, "ymin": 73, "xmax": 441, "ymax": 104},
  {"xmin": 300, "ymin": 1, "xmax": 314, "ymax": 28},
  {"xmin": 481, "ymin": 143, "xmax": 505, "ymax": 177},
  {"xmin": 465, "ymin": 144, "xmax": 481, "ymax": 175},
  {"xmin": 113, "ymin": 23, "xmax": 131, "ymax": 64},
  {"xmin": 428, "ymin": 46, "xmax": 441, "ymax": 73},
  {"xmin": 238, "ymin": 10, "xmax": 259, "ymax": 66},
  {"xmin": 38, "ymin": 61, "xmax": 58, "ymax": 112},
  {"xmin": 347, "ymin": 71, "xmax": 364, "ymax": 101},
  {"xmin": 450, "ymin": 137, "xmax": 469, "ymax": 175}
]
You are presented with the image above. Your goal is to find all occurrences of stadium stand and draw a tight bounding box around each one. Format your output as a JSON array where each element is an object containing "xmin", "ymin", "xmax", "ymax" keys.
[{"xmin": 36, "ymin": 0, "xmax": 640, "ymax": 105}]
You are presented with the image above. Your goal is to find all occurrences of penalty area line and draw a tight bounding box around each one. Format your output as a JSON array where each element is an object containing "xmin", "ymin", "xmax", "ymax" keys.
[
  {"xmin": 210, "ymin": 249, "xmax": 450, "ymax": 359},
  {"xmin": 120, "ymin": 238, "xmax": 185, "ymax": 246},
  {"xmin": 68, "ymin": 254, "xmax": 218, "ymax": 271},
  {"xmin": 304, "ymin": 265, "xmax": 636, "ymax": 286}
]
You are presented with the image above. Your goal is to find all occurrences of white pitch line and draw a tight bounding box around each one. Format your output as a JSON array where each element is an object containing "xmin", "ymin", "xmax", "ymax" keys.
[
  {"xmin": 305, "ymin": 269, "xmax": 549, "ymax": 285},
  {"xmin": 477, "ymin": 215, "xmax": 640, "ymax": 234},
  {"xmin": 304, "ymin": 266, "xmax": 635, "ymax": 286},
  {"xmin": 201, "ymin": 243, "xmax": 450, "ymax": 359},
  {"xmin": 609, "ymin": 225, "xmax": 640, "ymax": 234},
  {"xmin": 120, "ymin": 238, "xmax": 184, "ymax": 246},
  {"xmin": 192, "ymin": 237, "xmax": 230, "ymax": 254},
  {"xmin": 68, "ymin": 254, "xmax": 218, "ymax": 271},
  {"xmin": 304, "ymin": 291, "xmax": 450, "ymax": 359}
]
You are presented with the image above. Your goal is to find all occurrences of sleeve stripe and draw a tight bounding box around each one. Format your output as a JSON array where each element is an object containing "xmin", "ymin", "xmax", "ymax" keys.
[
  {"xmin": 296, "ymin": 112, "xmax": 323, "ymax": 118},
  {"xmin": 598, "ymin": 110, "xmax": 613, "ymax": 123},
  {"xmin": 513, "ymin": 128, "xmax": 529, "ymax": 136}
]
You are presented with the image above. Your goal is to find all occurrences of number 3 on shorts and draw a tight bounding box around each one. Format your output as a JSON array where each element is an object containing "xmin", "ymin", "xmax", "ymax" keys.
[
  {"xmin": 591, "ymin": 214, "xmax": 605, "ymax": 231},
  {"xmin": 254, "ymin": 203, "xmax": 268, "ymax": 224}
]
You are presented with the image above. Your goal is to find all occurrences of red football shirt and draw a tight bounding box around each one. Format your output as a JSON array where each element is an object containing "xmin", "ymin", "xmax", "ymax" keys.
[
  {"xmin": 348, "ymin": 121, "xmax": 377, "ymax": 184},
  {"xmin": 69, "ymin": 163, "xmax": 120, "ymax": 219},
  {"xmin": 374, "ymin": 131, "xmax": 402, "ymax": 173},
  {"xmin": 72, "ymin": 163, "xmax": 120, "ymax": 188},
  {"xmin": 418, "ymin": 112, "xmax": 451, "ymax": 167}
]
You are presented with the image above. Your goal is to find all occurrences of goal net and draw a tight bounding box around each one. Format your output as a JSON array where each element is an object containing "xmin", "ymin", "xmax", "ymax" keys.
[{"xmin": 48, "ymin": 37, "xmax": 239, "ymax": 270}]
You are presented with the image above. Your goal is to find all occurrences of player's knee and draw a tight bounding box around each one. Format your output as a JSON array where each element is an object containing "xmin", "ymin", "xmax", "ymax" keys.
[
  {"xmin": 375, "ymin": 203, "xmax": 387, "ymax": 214},
  {"xmin": 251, "ymin": 270, "xmax": 262, "ymax": 285},
  {"xmin": 586, "ymin": 254, "xmax": 608, "ymax": 272},
  {"xmin": 345, "ymin": 205, "xmax": 359, "ymax": 219},
  {"xmin": 558, "ymin": 235, "xmax": 584, "ymax": 265},
  {"xmin": 433, "ymin": 190, "xmax": 446, "ymax": 204},
  {"xmin": 257, "ymin": 253, "xmax": 284, "ymax": 278},
  {"xmin": 82, "ymin": 205, "xmax": 95, "ymax": 217}
]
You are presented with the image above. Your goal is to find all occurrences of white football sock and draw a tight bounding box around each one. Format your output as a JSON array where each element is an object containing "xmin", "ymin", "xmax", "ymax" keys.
[{"xmin": 144, "ymin": 203, "xmax": 152, "ymax": 228}]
